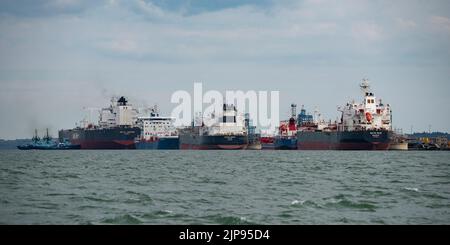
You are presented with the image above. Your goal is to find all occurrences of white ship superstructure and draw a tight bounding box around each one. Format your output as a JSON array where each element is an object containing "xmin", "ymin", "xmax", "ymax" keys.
[
  {"xmin": 179, "ymin": 104, "xmax": 248, "ymax": 149},
  {"xmin": 338, "ymin": 79, "xmax": 392, "ymax": 131},
  {"xmin": 137, "ymin": 106, "xmax": 178, "ymax": 139},
  {"xmin": 200, "ymin": 104, "xmax": 247, "ymax": 136},
  {"xmin": 297, "ymin": 79, "xmax": 393, "ymax": 150},
  {"xmin": 98, "ymin": 96, "xmax": 138, "ymax": 128}
]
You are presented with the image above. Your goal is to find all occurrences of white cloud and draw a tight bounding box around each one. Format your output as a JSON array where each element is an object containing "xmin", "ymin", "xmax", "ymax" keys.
[
  {"xmin": 351, "ymin": 22, "xmax": 384, "ymax": 42},
  {"xmin": 129, "ymin": 0, "xmax": 169, "ymax": 19},
  {"xmin": 430, "ymin": 15, "xmax": 450, "ymax": 33},
  {"xmin": 396, "ymin": 18, "xmax": 417, "ymax": 29},
  {"xmin": 98, "ymin": 38, "xmax": 139, "ymax": 54},
  {"xmin": 48, "ymin": 0, "xmax": 82, "ymax": 7}
]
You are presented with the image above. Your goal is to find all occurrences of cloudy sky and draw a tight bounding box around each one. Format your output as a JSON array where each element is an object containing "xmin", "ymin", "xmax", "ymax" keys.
[{"xmin": 0, "ymin": 0, "xmax": 449, "ymax": 139}]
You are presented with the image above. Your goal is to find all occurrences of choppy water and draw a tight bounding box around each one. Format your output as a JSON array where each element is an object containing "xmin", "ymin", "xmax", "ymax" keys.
[{"xmin": 0, "ymin": 150, "xmax": 449, "ymax": 224}]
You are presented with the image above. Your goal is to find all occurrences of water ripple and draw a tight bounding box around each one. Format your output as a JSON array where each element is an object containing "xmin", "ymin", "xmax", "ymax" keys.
[{"xmin": 0, "ymin": 150, "xmax": 449, "ymax": 224}]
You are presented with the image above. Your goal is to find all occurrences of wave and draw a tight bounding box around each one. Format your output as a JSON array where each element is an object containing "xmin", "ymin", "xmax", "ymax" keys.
[
  {"xmin": 140, "ymin": 210, "xmax": 187, "ymax": 221},
  {"xmin": 290, "ymin": 199, "xmax": 321, "ymax": 209},
  {"xmin": 124, "ymin": 191, "xmax": 153, "ymax": 204},
  {"xmin": 77, "ymin": 205, "xmax": 99, "ymax": 210},
  {"xmin": 204, "ymin": 215, "xmax": 257, "ymax": 225},
  {"xmin": 84, "ymin": 196, "xmax": 115, "ymax": 203},
  {"xmin": 45, "ymin": 193, "xmax": 76, "ymax": 197},
  {"xmin": 101, "ymin": 214, "xmax": 143, "ymax": 225},
  {"xmin": 423, "ymin": 192, "xmax": 447, "ymax": 200},
  {"xmin": 324, "ymin": 195, "xmax": 377, "ymax": 212},
  {"xmin": 291, "ymin": 200, "xmax": 304, "ymax": 205},
  {"xmin": 361, "ymin": 189, "xmax": 392, "ymax": 197},
  {"xmin": 35, "ymin": 202, "xmax": 60, "ymax": 210}
]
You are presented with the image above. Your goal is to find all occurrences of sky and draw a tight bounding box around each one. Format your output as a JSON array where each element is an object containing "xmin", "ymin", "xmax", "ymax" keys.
[{"xmin": 0, "ymin": 0, "xmax": 449, "ymax": 139}]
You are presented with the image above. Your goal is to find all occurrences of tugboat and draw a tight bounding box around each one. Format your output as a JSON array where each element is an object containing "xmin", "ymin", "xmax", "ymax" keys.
[
  {"xmin": 297, "ymin": 79, "xmax": 393, "ymax": 150},
  {"xmin": 17, "ymin": 129, "xmax": 41, "ymax": 150},
  {"xmin": 274, "ymin": 104, "xmax": 298, "ymax": 150},
  {"xmin": 179, "ymin": 104, "xmax": 248, "ymax": 150},
  {"xmin": 18, "ymin": 129, "xmax": 80, "ymax": 150},
  {"xmin": 135, "ymin": 106, "xmax": 179, "ymax": 149},
  {"xmin": 54, "ymin": 139, "xmax": 81, "ymax": 150}
]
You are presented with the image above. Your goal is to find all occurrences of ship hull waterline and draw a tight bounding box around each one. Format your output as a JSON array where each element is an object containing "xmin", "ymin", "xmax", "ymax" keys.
[
  {"xmin": 179, "ymin": 134, "xmax": 248, "ymax": 150},
  {"xmin": 297, "ymin": 130, "xmax": 392, "ymax": 150},
  {"xmin": 274, "ymin": 137, "xmax": 298, "ymax": 150},
  {"xmin": 59, "ymin": 127, "xmax": 141, "ymax": 150},
  {"xmin": 135, "ymin": 137, "xmax": 179, "ymax": 150}
]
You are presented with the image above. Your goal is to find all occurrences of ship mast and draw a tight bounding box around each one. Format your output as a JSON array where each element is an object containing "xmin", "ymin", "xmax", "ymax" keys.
[
  {"xmin": 43, "ymin": 128, "xmax": 51, "ymax": 143},
  {"xmin": 32, "ymin": 129, "xmax": 40, "ymax": 143},
  {"xmin": 360, "ymin": 78, "xmax": 371, "ymax": 96}
]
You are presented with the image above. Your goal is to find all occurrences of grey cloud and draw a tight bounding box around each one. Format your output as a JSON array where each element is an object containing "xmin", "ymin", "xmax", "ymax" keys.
[
  {"xmin": 144, "ymin": 0, "xmax": 276, "ymax": 16},
  {"xmin": 0, "ymin": 0, "xmax": 106, "ymax": 17}
]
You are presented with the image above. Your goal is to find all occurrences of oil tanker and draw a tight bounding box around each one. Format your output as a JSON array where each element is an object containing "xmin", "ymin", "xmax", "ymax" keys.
[
  {"xmin": 58, "ymin": 96, "xmax": 141, "ymax": 149},
  {"xmin": 179, "ymin": 104, "xmax": 248, "ymax": 150},
  {"xmin": 297, "ymin": 79, "xmax": 392, "ymax": 150},
  {"xmin": 274, "ymin": 104, "xmax": 298, "ymax": 150},
  {"xmin": 135, "ymin": 106, "xmax": 179, "ymax": 150}
]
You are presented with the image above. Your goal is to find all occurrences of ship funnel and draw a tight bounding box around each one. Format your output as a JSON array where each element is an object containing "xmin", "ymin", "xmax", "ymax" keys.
[
  {"xmin": 117, "ymin": 96, "xmax": 128, "ymax": 106},
  {"xmin": 291, "ymin": 104, "xmax": 297, "ymax": 118}
]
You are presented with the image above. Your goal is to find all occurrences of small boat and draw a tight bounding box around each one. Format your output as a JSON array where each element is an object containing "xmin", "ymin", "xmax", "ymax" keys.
[
  {"xmin": 17, "ymin": 129, "xmax": 80, "ymax": 150},
  {"xmin": 389, "ymin": 132, "xmax": 408, "ymax": 151}
]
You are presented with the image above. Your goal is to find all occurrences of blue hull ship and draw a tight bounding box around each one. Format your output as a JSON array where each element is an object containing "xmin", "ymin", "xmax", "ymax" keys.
[
  {"xmin": 134, "ymin": 107, "xmax": 179, "ymax": 150},
  {"xmin": 274, "ymin": 104, "xmax": 299, "ymax": 150},
  {"xmin": 274, "ymin": 136, "xmax": 298, "ymax": 150},
  {"xmin": 135, "ymin": 137, "xmax": 179, "ymax": 150}
]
